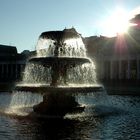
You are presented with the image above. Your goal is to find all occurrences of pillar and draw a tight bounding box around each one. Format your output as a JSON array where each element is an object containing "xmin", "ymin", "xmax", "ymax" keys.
[
  {"xmin": 99, "ymin": 61, "xmax": 104, "ymax": 80},
  {"xmin": 127, "ymin": 60, "xmax": 130, "ymax": 79},
  {"xmin": 1, "ymin": 64, "xmax": 4, "ymax": 78},
  {"xmin": 6, "ymin": 64, "xmax": 8, "ymax": 78},
  {"xmin": 110, "ymin": 61, "xmax": 113, "ymax": 79},
  {"xmin": 11, "ymin": 64, "xmax": 13, "ymax": 79},
  {"xmin": 137, "ymin": 59, "xmax": 140, "ymax": 80},
  {"xmin": 15, "ymin": 64, "xmax": 18, "ymax": 78},
  {"xmin": 119, "ymin": 60, "xmax": 122, "ymax": 79},
  {"xmin": 101, "ymin": 61, "xmax": 104, "ymax": 80}
]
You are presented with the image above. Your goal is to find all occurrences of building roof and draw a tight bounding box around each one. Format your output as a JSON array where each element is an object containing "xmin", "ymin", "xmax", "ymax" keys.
[
  {"xmin": 85, "ymin": 24, "xmax": 140, "ymax": 56},
  {"xmin": 0, "ymin": 44, "xmax": 28, "ymax": 62},
  {"xmin": 0, "ymin": 44, "xmax": 17, "ymax": 56}
]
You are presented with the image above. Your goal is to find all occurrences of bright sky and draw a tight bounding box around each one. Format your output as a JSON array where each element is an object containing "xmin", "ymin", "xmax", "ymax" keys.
[{"xmin": 0, "ymin": 0, "xmax": 140, "ymax": 52}]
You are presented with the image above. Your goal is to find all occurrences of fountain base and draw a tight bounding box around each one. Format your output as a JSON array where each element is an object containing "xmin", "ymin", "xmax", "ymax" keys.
[
  {"xmin": 15, "ymin": 84, "xmax": 103, "ymax": 116},
  {"xmin": 33, "ymin": 92, "xmax": 84, "ymax": 116}
]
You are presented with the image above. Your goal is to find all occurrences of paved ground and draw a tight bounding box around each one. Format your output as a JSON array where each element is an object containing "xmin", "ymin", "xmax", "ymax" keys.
[{"xmin": 103, "ymin": 81, "xmax": 140, "ymax": 95}]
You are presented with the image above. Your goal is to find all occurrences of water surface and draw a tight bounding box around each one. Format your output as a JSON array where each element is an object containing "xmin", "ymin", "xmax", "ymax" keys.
[{"xmin": 0, "ymin": 91, "xmax": 139, "ymax": 140}]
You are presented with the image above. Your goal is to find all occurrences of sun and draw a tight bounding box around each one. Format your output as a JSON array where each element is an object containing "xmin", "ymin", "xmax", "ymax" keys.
[{"xmin": 103, "ymin": 8, "xmax": 131, "ymax": 36}]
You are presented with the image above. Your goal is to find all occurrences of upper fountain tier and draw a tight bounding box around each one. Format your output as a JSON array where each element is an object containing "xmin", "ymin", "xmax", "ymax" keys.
[
  {"xmin": 15, "ymin": 28, "xmax": 103, "ymax": 93},
  {"xmin": 36, "ymin": 28, "xmax": 87, "ymax": 58},
  {"xmin": 40, "ymin": 28, "xmax": 80, "ymax": 42}
]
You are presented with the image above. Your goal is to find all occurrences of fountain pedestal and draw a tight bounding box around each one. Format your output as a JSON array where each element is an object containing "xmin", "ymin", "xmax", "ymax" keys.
[{"xmin": 33, "ymin": 92, "xmax": 84, "ymax": 116}]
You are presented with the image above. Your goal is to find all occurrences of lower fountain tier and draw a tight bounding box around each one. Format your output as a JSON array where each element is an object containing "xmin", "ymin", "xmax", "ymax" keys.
[
  {"xmin": 15, "ymin": 84, "xmax": 103, "ymax": 93},
  {"xmin": 29, "ymin": 57, "xmax": 91, "ymax": 66}
]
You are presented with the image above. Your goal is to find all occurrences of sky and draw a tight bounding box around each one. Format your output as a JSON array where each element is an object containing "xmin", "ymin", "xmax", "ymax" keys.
[{"xmin": 0, "ymin": 0, "xmax": 140, "ymax": 53}]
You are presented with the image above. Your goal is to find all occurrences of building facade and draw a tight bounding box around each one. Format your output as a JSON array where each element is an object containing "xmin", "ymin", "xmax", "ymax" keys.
[
  {"xmin": 0, "ymin": 45, "xmax": 28, "ymax": 82},
  {"xmin": 84, "ymin": 14, "xmax": 140, "ymax": 81},
  {"xmin": 96, "ymin": 53, "xmax": 140, "ymax": 81}
]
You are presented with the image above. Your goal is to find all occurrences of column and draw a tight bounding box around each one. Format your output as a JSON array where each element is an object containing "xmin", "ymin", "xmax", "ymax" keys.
[
  {"xmin": 119, "ymin": 60, "xmax": 122, "ymax": 79},
  {"xmin": 110, "ymin": 61, "xmax": 113, "ymax": 79},
  {"xmin": 18, "ymin": 64, "xmax": 21, "ymax": 79},
  {"xmin": 127, "ymin": 60, "xmax": 130, "ymax": 79},
  {"xmin": 11, "ymin": 64, "xmax": 13, "ymax": 79},
  {"xmin": 13, "ymin": 64, "xmax": 16, "ymax": 80},
  {"xmin": 99, "ymin": 61, "xmax": 104, "ymax": 80},
  {"xmin": 15, "ymin": 64, "xmax": 18, "ymax": 78},
  {"xmin": 101, "ymin": 61, "xmax": 104, "ymax": 80},
  {"xmin": 6, "ymin": 64, "xmax": 8, "ymax": 78},
  {"xmin": 1, "ymin": 64, "xmax": 4, "ymax": 78},
  {"xmin": 0, "ymin": 64, "xmax": 1, "ymax": 79},
  {"xmin": 137, "ymin": 59, "xmax": 140, "ymax": 80}
]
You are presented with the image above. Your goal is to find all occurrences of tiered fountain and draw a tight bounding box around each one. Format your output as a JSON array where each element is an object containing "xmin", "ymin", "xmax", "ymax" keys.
[{"xmin": 15, "ymin": 28, "xmax": 103, "ymax": 116}]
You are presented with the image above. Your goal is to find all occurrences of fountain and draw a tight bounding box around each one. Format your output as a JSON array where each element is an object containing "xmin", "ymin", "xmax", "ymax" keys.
[{"xmin": 15, "ymin": 28, "xmax": 103, "ymax": 116}]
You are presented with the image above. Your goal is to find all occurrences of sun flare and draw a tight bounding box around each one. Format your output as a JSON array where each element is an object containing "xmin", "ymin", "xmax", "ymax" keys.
[{"xmin": 103, "ymin": 8, "xmax": 131, "ymax": 36}]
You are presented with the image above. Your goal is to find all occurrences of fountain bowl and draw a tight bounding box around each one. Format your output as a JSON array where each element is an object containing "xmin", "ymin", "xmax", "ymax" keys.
[
  {"xmin": 29, "ymin": 56, "xmax": 91, "ymax": 66},
  {"xmin": 15, "ymin": 84, "xmax": 103, "ymax": 94}
]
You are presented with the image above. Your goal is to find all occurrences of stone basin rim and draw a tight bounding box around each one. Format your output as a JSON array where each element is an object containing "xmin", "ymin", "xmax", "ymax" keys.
[{"xmin": 15, "ymin": 84, "xmax": 103, "ymax": 93}]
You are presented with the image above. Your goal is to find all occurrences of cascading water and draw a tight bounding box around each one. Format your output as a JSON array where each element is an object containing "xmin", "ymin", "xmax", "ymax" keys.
[
  {"xmin": 0, "ymin": 92, "xmax": 43, "ymax": 116},
  {"xmin": 13, "ymin": 28, "xmax": 103, "ymax": 116},
  {"xmin": 21, "ymin": 31, "xmax": 97, "ymax": 86},
  {"xmin": 22, "ymin": 62, "xmax": 96, "ymax": 85}
]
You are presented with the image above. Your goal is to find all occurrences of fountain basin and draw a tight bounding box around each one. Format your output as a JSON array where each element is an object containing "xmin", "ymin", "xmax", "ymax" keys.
[
  {"xmin": 15, "ymin": 84, "xmax": 103, "ymax": 94},
  {"xmin": 29, "ymin": 57, "xmax": 91, "ymax": 66}
]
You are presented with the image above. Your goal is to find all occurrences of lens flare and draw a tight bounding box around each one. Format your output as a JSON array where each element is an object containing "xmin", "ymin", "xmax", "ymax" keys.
[{"xmin": 102, "ymin": 8, "xmax": 131, "ymax": 36}]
